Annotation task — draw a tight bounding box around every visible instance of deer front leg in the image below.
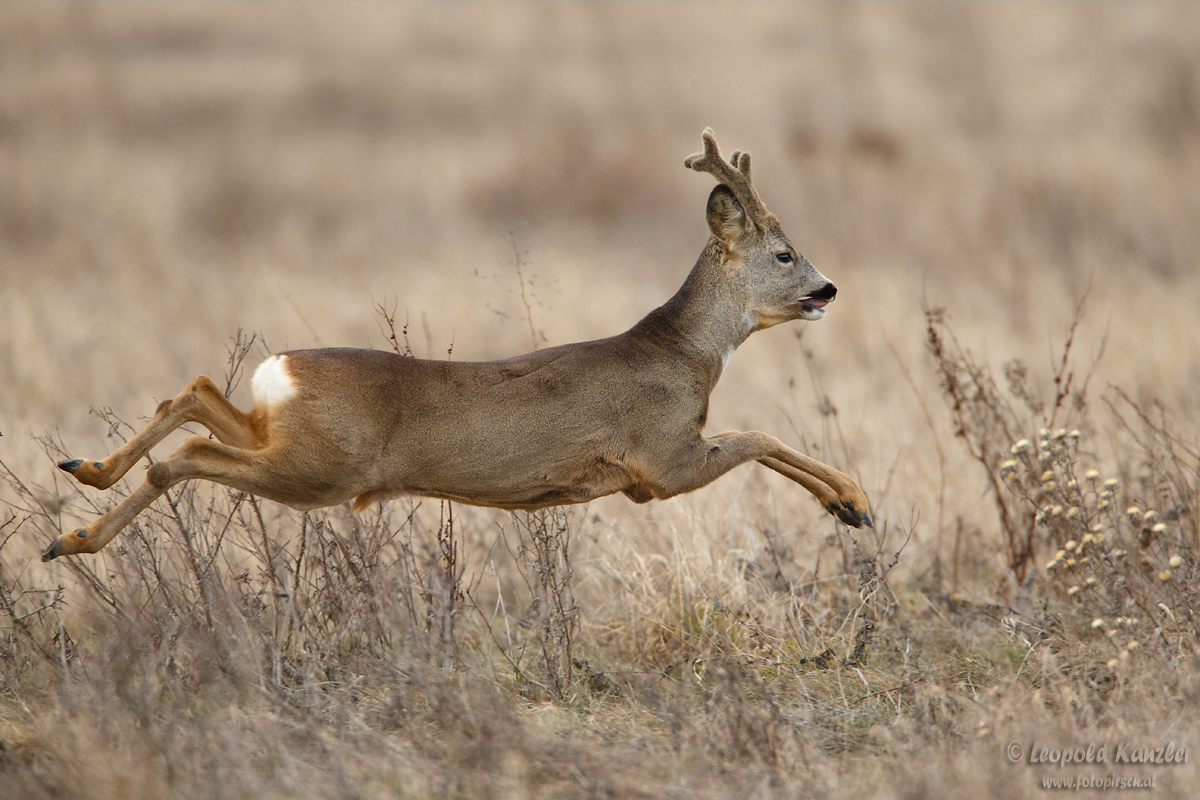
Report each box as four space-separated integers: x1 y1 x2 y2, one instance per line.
758 456 871 528
662 431 872 528
58 375 259 490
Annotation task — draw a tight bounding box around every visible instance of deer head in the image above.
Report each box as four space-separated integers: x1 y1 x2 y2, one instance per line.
685 128 836 330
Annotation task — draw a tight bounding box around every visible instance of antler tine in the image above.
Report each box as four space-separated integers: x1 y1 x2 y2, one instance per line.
683 128 734 181
684 128 768 223
731 150 752 181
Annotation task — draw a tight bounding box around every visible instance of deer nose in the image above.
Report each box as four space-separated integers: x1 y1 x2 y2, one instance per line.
810 282 837 302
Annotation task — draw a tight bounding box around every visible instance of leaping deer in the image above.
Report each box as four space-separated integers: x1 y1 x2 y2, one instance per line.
43 128 872 562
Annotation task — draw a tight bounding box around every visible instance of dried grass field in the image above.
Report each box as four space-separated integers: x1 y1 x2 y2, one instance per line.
2 1 1200 797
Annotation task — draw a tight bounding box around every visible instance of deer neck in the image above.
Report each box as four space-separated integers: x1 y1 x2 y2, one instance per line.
631 241 753 388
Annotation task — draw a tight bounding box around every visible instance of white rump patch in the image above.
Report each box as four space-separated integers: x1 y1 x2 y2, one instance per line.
252 355 296 408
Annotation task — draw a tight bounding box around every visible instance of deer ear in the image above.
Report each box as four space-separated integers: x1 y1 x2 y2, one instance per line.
706 184 750 242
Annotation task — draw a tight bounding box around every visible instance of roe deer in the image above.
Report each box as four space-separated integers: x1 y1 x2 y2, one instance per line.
43 128 872 562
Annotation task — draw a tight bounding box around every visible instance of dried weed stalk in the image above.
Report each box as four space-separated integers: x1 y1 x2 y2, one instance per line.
1000 400 1197 663
926 298 1099 581
507 508 577 699
930 301 1196 665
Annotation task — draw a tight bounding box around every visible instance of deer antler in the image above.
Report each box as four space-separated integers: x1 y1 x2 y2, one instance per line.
684 128 772 225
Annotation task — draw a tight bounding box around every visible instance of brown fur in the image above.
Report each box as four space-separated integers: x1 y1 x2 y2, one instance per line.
43 129 871 561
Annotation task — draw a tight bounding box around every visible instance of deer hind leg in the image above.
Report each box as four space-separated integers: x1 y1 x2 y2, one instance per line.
58 375 261 490
44 434 264 561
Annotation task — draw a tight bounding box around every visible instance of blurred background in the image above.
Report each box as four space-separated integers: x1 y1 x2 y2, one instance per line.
3 3 1200 796
2 0 1198 574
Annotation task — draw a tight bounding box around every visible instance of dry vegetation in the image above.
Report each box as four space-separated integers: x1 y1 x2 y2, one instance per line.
3 1 1200 797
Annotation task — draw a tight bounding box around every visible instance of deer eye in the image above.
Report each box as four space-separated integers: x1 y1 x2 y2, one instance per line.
775 252 794 264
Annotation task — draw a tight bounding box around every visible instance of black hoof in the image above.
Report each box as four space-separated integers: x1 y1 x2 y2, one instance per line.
58 458 84 474
835 508 862 528
832 502 873 529
41 540 62 562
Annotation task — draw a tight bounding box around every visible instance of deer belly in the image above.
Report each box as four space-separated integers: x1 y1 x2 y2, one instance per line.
389 448 640 510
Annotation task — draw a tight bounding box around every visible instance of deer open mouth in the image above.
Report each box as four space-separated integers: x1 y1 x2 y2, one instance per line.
798 297 830 321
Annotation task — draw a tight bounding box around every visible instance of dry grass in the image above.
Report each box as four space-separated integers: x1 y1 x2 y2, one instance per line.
3 0 1200 797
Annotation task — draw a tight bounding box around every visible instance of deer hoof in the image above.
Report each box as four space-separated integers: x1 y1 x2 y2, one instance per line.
58 458 111 489
830 501 872 529
42 529 91 561
42 539 63 561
